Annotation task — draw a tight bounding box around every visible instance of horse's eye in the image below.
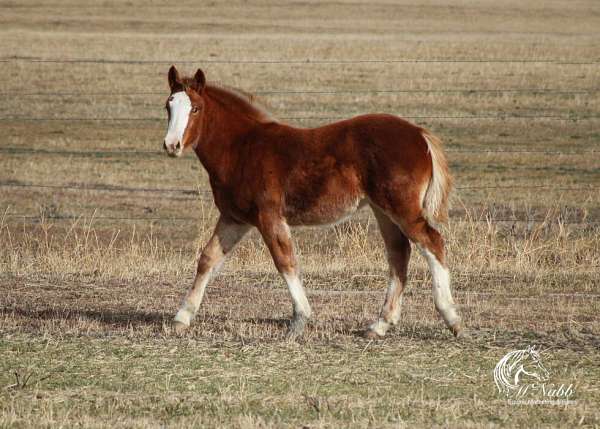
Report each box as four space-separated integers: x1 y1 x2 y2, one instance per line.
191 106 199 113
168 96 174 102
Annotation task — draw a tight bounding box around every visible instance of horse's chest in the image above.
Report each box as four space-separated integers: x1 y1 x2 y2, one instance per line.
210 185 257 223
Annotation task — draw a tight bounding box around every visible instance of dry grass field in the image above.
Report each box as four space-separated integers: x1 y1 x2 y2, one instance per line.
1 0 599 427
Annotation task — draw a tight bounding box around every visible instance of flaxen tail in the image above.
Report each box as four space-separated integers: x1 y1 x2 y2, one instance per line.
421 129 453 226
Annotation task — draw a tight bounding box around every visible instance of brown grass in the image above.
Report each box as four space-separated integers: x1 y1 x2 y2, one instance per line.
1 0 599 427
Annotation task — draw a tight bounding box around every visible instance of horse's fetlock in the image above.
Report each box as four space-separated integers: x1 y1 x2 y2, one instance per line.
286 314 308 340
368 319 389 337
174 306 195 326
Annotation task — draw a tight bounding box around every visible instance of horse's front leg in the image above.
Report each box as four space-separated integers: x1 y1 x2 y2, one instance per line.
257 211 312 339
173 215 250 333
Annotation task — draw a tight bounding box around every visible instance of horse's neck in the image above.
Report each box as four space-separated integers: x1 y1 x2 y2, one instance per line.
505 352 524 387
195 102 258 181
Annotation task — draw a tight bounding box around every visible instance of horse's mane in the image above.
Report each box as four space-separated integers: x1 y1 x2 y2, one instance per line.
182 78 276 124
494 349 525 393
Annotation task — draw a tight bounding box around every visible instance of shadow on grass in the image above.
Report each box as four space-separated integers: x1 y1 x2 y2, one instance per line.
2 306 292 330
2 306 167 327
3 306 597 351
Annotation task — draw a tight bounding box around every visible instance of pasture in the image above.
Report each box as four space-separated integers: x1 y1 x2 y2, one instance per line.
1 0 599 427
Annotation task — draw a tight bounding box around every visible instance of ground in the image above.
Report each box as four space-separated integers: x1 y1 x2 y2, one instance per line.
0 0 599 427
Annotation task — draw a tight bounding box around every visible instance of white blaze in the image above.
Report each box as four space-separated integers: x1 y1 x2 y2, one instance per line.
164 91 191 148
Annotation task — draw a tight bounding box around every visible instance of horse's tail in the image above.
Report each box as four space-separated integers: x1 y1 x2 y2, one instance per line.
421 129 453 227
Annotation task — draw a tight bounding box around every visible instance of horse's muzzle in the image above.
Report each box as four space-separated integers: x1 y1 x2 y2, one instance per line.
163 140 182 157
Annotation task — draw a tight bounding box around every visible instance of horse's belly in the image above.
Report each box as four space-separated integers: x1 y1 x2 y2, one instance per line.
285 192 366 226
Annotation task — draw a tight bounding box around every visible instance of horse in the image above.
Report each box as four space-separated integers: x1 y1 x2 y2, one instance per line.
162 65 466 340
494 346 550 396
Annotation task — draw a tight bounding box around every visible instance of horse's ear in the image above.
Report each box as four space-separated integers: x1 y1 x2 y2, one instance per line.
168 65 180 91
191 68 206 93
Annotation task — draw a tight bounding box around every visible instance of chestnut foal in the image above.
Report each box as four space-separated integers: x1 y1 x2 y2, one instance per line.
163 66 465 339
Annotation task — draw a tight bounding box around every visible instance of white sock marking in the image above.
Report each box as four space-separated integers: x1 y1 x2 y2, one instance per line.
174 265 215 326
419 247 460 327
173 307 193 326
282 272 312 318
369 319 390 336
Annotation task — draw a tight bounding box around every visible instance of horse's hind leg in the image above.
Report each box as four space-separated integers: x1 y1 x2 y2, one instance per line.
403 217 464 338
369 202 465 338
366 207 411 338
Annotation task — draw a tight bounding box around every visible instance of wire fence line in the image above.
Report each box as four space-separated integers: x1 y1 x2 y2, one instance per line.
1 114 598 122
1 59 598 227
217 286 600 301
3 213 599 226
1 147 598 157
2 57 599 65
0 182 208 196
1 181 597 195
3 88 599 97
6 275 599 299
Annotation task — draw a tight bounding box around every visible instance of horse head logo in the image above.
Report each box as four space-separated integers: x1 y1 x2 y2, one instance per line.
493 346 550 396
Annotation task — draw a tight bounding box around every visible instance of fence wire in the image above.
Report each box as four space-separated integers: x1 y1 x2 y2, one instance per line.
1 181 597 196
2 88 599 97
1 182 598 226
1 114 598 122
3 213 599 227
1 57 598 229
2 57 599 65
0 147 597 157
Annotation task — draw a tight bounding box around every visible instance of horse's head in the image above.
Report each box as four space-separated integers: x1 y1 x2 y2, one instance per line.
520 346 550 383
163 65 206 157
494 346 551 395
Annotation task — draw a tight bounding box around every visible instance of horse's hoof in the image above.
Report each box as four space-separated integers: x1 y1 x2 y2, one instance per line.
173 321 189 335
286 315 308 340
451 323 471 341
363 328 385 340
456 329 472 341
363 319 388 339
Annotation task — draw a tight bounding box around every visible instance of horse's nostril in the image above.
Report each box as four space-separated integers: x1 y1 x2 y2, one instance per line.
175 141 181 150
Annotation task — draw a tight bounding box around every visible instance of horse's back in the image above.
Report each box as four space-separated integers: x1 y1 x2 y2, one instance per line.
305 113 432 194
280 114 432 225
